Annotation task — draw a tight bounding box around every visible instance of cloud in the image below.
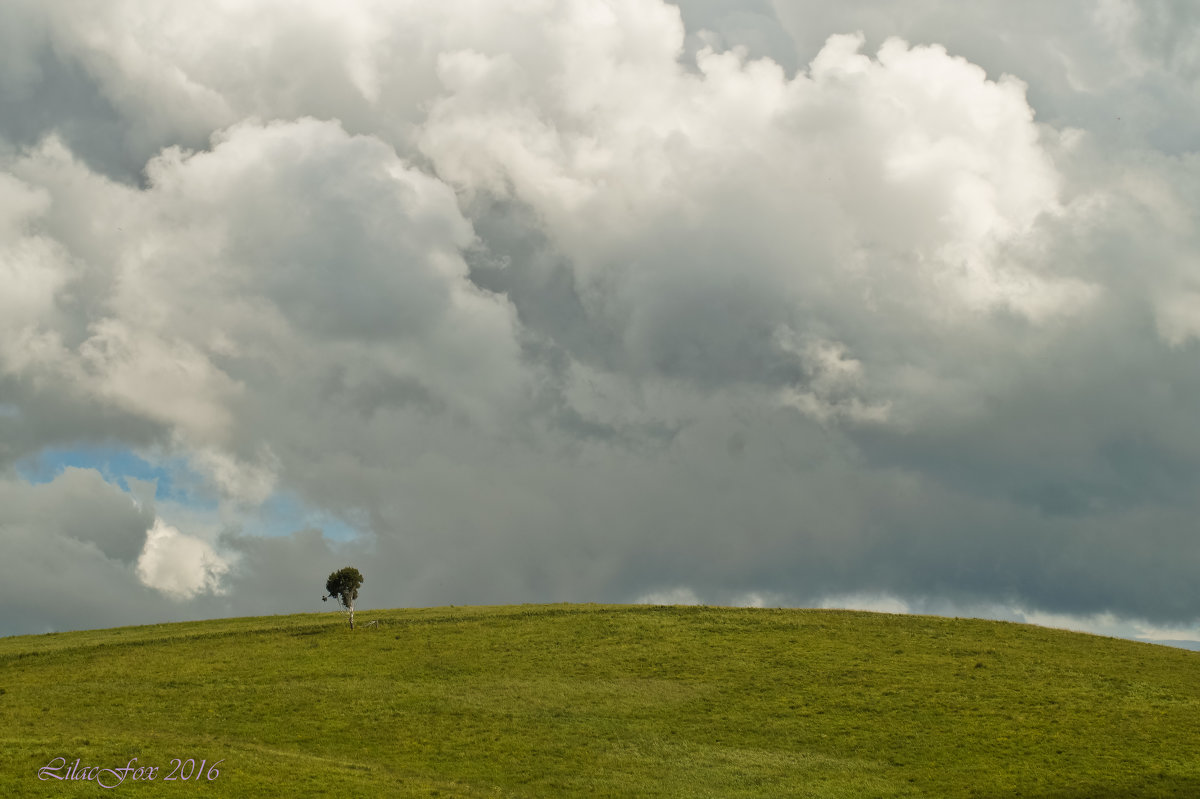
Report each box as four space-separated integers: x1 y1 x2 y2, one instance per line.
0 0 1198 638
0 468 170 633
136 518 231 599
3 115 527 497
0 466 151 563
637 587 704 606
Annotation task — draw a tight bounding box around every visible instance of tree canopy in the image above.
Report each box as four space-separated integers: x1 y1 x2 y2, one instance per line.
323 567 364 629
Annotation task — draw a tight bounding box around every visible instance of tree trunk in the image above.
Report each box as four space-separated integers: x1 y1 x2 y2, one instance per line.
349 601 354 630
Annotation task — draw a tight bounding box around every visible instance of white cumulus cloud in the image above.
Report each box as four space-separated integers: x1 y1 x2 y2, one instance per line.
136 518 231 600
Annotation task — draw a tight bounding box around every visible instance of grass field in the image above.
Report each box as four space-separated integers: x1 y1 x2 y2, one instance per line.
1 604 1198 797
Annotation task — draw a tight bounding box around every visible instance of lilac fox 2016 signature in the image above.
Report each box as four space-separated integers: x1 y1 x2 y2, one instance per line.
38 757 223 788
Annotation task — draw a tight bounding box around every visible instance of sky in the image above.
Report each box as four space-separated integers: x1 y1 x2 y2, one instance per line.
1 0 1199 647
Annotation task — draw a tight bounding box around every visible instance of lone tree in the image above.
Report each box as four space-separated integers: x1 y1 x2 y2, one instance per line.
323 567 364 629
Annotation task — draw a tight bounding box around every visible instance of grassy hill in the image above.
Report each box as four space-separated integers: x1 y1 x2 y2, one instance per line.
1 604 1198 797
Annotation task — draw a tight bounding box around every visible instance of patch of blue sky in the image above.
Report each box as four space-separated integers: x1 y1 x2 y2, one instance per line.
253 491 365 542
15 444 216 510
16 444 363 541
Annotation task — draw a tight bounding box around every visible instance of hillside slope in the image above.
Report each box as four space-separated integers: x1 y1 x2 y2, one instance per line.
1 604 1198 797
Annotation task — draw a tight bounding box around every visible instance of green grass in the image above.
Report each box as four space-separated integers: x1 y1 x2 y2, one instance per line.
1 604 1198 797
